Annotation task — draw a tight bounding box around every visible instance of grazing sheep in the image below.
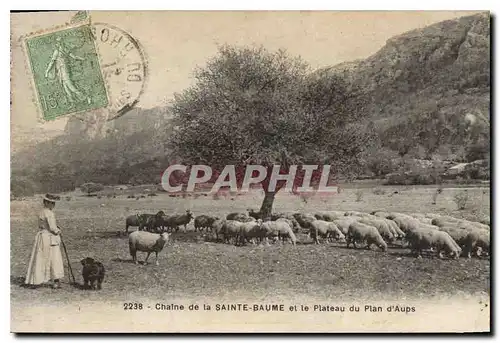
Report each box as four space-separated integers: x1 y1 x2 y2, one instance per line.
274 219 297 245
276 217 293 228
226 212 250 222
432 217 489 232
379 218 405 239
128 231 171 265
271 213 301 232
125 213 155 233
438 226 471 251
212 219 227 241
194 215 220 232
313 211 344 222
333 216 363 235
463 229 490 258
125 214 141 233
276 217 298 245
310 220 345 244
238 219 264 245
163 210 194 232
359 218 395 243
261 221 296 245
145 211 166 233
247 209 261 220
391 216 421 234
221 220 244 245
448 220 489 232
293 213 316 230
405 228 461 259
285 217 301 232
346 222 387 251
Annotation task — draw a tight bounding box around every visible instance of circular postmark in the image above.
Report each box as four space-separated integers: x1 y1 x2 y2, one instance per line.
91 22 148 121
19 13 148 131
68 22 148 123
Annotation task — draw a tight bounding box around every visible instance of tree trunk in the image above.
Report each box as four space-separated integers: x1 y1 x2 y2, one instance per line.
259 191 276 219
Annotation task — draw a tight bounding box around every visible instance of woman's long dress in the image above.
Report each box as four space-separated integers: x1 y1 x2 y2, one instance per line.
25 208 65 285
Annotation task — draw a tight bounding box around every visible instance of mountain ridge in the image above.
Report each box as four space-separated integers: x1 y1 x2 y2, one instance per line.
11 13 490 195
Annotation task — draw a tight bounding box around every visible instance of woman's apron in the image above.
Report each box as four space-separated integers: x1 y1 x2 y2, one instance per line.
25 228 64 285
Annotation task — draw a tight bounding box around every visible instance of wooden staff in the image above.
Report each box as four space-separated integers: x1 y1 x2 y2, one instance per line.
60 235 76 284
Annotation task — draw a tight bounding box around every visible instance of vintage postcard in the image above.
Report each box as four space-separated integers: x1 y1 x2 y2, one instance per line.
10 10 490 333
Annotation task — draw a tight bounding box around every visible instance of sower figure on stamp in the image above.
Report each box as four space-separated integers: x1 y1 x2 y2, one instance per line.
24 194 65 289
44 37 91 107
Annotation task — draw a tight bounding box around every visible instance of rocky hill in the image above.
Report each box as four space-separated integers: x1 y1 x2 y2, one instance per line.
10 13 490 196
329 12 490 160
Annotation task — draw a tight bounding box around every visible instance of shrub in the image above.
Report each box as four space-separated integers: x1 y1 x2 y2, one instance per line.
384 172 439 186
453 191 469 210
80 182 104 195
372 187 386 195
415 174 436 185
366 149 402 177
431 187 442 205
355 190 364 202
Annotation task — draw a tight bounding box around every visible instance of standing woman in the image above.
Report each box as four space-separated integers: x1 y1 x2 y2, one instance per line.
25 194 65 289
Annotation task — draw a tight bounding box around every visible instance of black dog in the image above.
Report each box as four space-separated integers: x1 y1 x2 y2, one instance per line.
80 257 105 290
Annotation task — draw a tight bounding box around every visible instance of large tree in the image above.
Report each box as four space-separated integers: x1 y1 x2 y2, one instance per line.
169 45 370 217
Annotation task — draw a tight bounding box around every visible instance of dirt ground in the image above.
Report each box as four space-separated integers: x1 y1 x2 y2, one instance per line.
11 185 490 307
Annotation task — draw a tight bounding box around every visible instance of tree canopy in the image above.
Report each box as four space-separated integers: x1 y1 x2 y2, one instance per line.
168 45 371 216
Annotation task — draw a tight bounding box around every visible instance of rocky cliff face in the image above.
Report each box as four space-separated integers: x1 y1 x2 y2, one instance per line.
329 13 490 160
332 12 489 102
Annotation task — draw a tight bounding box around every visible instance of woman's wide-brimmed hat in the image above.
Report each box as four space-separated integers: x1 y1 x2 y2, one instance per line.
42 194 60 203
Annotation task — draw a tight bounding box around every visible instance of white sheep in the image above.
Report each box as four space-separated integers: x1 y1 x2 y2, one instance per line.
274 218 298 245
346 222 387 251
405 227 461 259
333 216 363 235
129 231 171 265
237 219 263 245
382 218 405 238
313 211 345 221
309 220 345 244
463 229 490 258
359 218 395 243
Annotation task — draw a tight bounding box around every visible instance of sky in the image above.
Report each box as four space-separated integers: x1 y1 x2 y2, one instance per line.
10 10 483 140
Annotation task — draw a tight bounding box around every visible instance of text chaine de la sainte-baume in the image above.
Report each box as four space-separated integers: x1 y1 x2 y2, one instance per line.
124 303 416 313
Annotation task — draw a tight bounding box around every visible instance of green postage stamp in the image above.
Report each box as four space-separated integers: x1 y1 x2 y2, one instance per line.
24 24 109 121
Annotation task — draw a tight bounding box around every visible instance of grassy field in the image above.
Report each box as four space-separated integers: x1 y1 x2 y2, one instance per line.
11 184 490 307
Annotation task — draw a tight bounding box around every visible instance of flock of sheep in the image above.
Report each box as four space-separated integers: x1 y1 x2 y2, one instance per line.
124 207 490 264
